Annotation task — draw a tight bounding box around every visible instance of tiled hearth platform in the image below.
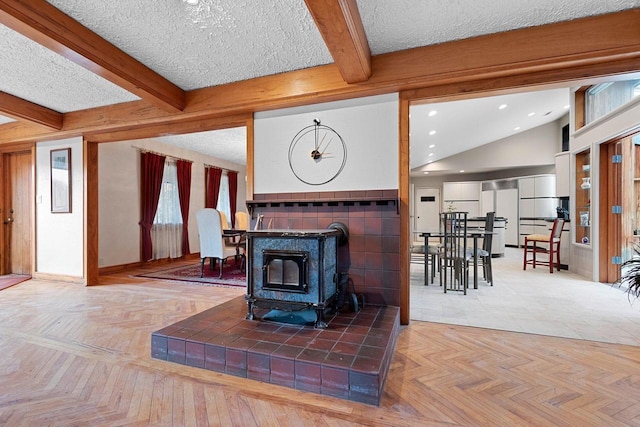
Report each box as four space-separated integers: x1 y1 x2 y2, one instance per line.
151 296 400 405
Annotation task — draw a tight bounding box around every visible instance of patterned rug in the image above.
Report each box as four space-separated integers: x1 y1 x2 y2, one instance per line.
137 259 246 288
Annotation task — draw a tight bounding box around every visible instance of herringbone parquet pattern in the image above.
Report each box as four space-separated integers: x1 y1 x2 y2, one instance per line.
1 268 639 426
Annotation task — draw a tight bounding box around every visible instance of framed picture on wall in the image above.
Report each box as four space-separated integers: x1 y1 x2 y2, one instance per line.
51 148 71 213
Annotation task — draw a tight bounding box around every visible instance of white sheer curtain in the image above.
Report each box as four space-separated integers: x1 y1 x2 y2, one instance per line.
151 159 183 259
217 172 231 223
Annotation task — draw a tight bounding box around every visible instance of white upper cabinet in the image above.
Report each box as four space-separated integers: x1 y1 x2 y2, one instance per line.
443 181 480 201
555 152 570 197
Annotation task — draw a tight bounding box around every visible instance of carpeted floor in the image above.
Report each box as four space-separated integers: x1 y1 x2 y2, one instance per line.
136 259 246 288
0 274 31 291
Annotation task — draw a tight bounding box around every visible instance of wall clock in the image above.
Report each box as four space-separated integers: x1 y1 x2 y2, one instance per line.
288 119 347 185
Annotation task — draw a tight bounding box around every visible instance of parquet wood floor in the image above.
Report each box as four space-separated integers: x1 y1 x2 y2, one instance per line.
0 268 639 426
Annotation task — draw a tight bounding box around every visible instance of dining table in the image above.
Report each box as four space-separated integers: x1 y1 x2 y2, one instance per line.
419 230 494 290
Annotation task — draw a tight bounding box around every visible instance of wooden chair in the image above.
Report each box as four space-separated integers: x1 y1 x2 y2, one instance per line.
523 218 565 273
439 211 470 294
196 209 243 278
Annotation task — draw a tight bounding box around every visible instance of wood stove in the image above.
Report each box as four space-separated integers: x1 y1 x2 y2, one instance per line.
246 225 347 328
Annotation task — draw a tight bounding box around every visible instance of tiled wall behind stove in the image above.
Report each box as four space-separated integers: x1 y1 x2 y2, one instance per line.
250 190 400 307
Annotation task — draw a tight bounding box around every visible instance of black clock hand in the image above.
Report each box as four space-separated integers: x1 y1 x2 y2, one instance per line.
319 135 334 155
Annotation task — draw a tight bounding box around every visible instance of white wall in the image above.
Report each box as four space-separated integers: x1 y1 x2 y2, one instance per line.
425 118 563 173
36 137 84 277
570 94 640 281
99 139 247 268
254 94 399 193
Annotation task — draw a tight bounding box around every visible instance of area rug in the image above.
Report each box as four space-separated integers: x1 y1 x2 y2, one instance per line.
137 260 246 288
0 274 30 291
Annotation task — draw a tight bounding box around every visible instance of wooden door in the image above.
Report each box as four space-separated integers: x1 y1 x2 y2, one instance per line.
2 150 32 275
599 140 623 283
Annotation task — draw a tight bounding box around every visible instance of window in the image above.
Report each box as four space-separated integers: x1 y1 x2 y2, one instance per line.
152 160 183 259
585 79 640 124
216 171 231 224
154 160 182 225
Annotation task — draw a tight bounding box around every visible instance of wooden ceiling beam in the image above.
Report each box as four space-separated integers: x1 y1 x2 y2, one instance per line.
304 0 371 83
0 90 62 129
1 10 639 144
0 0 185 112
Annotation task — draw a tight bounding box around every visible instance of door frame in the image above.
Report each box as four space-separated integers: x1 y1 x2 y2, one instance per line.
0 142 36 276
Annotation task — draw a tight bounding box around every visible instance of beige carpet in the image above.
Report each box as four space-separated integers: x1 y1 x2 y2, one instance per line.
410 247 640 346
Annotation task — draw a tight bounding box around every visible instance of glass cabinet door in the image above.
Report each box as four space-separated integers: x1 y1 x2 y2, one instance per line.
575 149 591 245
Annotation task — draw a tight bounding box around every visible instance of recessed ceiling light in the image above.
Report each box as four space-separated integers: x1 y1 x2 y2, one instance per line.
499 104 507 110
428 153 434 157
564 104 570 109
514 126 521 131
428 144 435 149
429 130 436 136
428 110 438 117
185 0 199 4
459 170 465 173
528 112 535 117
423 171 429 175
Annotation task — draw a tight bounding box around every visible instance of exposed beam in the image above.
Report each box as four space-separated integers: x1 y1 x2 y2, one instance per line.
304 0 371 83
0 91 62 129
0 0 185 112
85 113 252 143
1 10 640 144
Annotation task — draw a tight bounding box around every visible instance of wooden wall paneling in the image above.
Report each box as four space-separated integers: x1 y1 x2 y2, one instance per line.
246 116 254 202
84 139 99 285
399 93 410 325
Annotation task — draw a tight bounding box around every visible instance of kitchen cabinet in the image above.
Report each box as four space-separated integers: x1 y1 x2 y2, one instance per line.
555 152 570 197
443 181 481 216
518 175 559 246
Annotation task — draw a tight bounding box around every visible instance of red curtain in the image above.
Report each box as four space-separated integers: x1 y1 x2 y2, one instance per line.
139 152 166 261
176 160 192 256
228 170 238 228
205 167 222 208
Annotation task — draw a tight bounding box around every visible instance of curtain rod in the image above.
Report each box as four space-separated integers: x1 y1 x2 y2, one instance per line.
204 164 238 174
132 146 193 164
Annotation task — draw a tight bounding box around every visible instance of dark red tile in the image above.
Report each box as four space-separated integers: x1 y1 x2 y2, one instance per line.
364 269 383 286
295 361 321 393
364 235 383 253
272 344 303 360
151 334 167 360
249 341 280 355
316 330 343 342
358 345 386 360
247 352 270 382
186 341 205 368
351 356 380 374
225 348 247 378
324 351 355 369
167 338 185 364
270 357 295 388
204 344 226 372
306 338 335 352
297 348 328 363
349 370 380 403
348 218 365 235
381 217 400 236
332 341 361 356
364 218 382 235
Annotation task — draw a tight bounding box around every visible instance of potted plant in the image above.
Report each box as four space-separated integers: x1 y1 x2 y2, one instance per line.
617 246 640 299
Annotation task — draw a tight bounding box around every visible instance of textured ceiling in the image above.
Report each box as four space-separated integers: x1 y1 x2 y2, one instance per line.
1 0 639 167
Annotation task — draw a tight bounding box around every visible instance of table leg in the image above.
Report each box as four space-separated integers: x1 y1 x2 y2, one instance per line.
423 234 429 286
473 235 478 289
